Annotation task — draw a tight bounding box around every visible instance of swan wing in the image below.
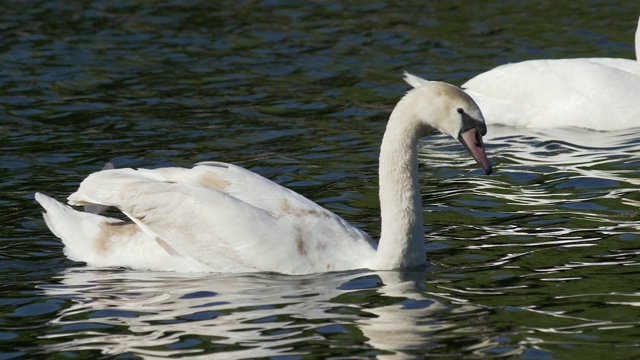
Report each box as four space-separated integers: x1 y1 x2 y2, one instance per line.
67 163 375 274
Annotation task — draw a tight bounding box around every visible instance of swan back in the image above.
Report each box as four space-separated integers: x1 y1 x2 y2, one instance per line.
61 162 378 274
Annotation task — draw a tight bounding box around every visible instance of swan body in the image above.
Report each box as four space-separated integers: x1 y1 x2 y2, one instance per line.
36 74 491 275
461 16 640 131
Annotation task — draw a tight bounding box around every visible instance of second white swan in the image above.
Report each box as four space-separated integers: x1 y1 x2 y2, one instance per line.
460 16 640 131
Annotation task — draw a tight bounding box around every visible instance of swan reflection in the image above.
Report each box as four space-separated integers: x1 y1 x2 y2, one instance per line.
39 269 479 358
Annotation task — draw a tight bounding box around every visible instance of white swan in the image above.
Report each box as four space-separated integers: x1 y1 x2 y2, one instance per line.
35 74 492 275
458 16 640 131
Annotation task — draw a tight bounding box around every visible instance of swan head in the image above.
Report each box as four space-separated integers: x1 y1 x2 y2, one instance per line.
402 72 492 175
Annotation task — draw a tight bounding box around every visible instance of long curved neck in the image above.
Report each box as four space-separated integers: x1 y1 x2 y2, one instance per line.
636 16 640 61
374 99 427 270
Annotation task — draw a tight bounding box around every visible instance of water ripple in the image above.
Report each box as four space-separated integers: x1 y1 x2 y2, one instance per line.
3 0 640 358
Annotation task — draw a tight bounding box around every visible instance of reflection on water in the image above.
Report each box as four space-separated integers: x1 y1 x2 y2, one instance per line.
37 269 475 359
418 125 640 359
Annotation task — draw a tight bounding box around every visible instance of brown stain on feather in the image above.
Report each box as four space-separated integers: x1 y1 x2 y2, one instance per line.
197 172 230 192
95 221 139 254
280 198 331 219
155 237 180 256
295 228 307 256
281 199 335 261
95 221 179 257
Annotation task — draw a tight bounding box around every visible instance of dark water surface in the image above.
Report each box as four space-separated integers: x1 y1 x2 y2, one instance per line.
2 1 640 358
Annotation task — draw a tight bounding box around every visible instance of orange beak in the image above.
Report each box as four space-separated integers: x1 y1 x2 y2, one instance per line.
458 127 492 175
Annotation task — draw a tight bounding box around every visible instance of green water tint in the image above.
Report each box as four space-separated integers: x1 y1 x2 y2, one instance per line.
1 0 639 358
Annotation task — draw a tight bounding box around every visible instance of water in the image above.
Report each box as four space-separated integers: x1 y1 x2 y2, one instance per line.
2 0 639 358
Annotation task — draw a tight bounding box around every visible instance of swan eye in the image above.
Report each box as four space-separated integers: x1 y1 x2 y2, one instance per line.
456 108 465 114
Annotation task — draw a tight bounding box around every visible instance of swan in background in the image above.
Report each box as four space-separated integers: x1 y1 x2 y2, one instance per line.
35 74 492 275
458 16 640 131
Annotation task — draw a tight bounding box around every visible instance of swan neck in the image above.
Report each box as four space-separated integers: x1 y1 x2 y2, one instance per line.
375 102 426 270
636 15 640 61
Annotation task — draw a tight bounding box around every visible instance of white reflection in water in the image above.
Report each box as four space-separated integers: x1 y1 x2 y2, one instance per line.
486 125 640 185
358 271 479 359
38 269 476 359
420 125 640 217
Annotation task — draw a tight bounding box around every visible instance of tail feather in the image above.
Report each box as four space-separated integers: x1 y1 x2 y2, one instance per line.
35 192 210 271
403 71 430 89
35 192 122 263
